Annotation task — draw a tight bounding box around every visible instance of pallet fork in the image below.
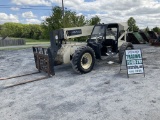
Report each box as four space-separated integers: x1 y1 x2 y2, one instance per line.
0 30 62 88
0 47 54 88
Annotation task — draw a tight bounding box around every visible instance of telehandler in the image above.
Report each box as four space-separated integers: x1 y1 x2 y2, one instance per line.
33 22 134 76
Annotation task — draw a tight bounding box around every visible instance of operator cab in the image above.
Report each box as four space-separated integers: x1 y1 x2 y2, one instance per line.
87 23 119 59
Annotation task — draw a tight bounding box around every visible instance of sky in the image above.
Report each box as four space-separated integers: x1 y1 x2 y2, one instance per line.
0 0 160 29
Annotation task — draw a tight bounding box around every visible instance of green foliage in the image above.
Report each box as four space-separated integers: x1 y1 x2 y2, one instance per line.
0 6 101 41
145 26 150 32
88 15 101 25
41 6 63 39
42 6 101 40
0 23 43 40
0 25 3 31
0 23 14 37
127 17 139 31
42 6 87 30
152 27 160 33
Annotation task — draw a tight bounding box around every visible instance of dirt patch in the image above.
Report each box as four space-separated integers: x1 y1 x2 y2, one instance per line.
1 45 160 120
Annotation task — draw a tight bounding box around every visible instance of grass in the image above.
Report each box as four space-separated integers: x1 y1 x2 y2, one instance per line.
0 47 31 51
9 37 50 45
25 38 50 45
25 38 49 42
0 38 50 50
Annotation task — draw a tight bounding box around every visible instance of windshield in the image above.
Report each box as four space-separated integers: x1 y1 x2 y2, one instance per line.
90 25 105 39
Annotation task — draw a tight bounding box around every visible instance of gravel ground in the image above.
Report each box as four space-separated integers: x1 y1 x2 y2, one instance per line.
0 44 160 120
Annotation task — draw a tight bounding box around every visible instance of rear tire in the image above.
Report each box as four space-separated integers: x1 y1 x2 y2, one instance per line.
119 42 134 63
71 46 95 74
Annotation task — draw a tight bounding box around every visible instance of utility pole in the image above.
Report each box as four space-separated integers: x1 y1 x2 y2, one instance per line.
62 0 64 18
62 0 65 27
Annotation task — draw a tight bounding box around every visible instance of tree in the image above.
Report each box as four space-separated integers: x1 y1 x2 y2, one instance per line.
42 6 88 29
42 6 96 39
0 23 14 38
0 22 43 40
127 17 139 31
152 27 160 33
145 26 150 32
144 26 150 32
89 15 101 25
0 24 2 30
42 6 63 30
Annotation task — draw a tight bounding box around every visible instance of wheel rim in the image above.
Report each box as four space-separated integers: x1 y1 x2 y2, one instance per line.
81 53 92 70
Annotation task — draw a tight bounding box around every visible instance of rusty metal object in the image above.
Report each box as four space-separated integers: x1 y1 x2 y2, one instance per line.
149 39 160 46
0 71 49 88
33 47 55 76
1 47 56 88
0 72 39 80
148 31 158 39
4 76 49 88
147 31 160 46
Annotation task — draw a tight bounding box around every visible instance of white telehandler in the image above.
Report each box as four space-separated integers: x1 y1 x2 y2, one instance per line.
33 22 134 76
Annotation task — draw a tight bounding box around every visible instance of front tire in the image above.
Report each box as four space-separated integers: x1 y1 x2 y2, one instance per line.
71 46 95 74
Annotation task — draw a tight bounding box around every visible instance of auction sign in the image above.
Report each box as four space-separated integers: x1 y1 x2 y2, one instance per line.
125 49 145 76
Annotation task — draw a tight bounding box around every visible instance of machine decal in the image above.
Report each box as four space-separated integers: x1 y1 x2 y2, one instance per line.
66 29 82 36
